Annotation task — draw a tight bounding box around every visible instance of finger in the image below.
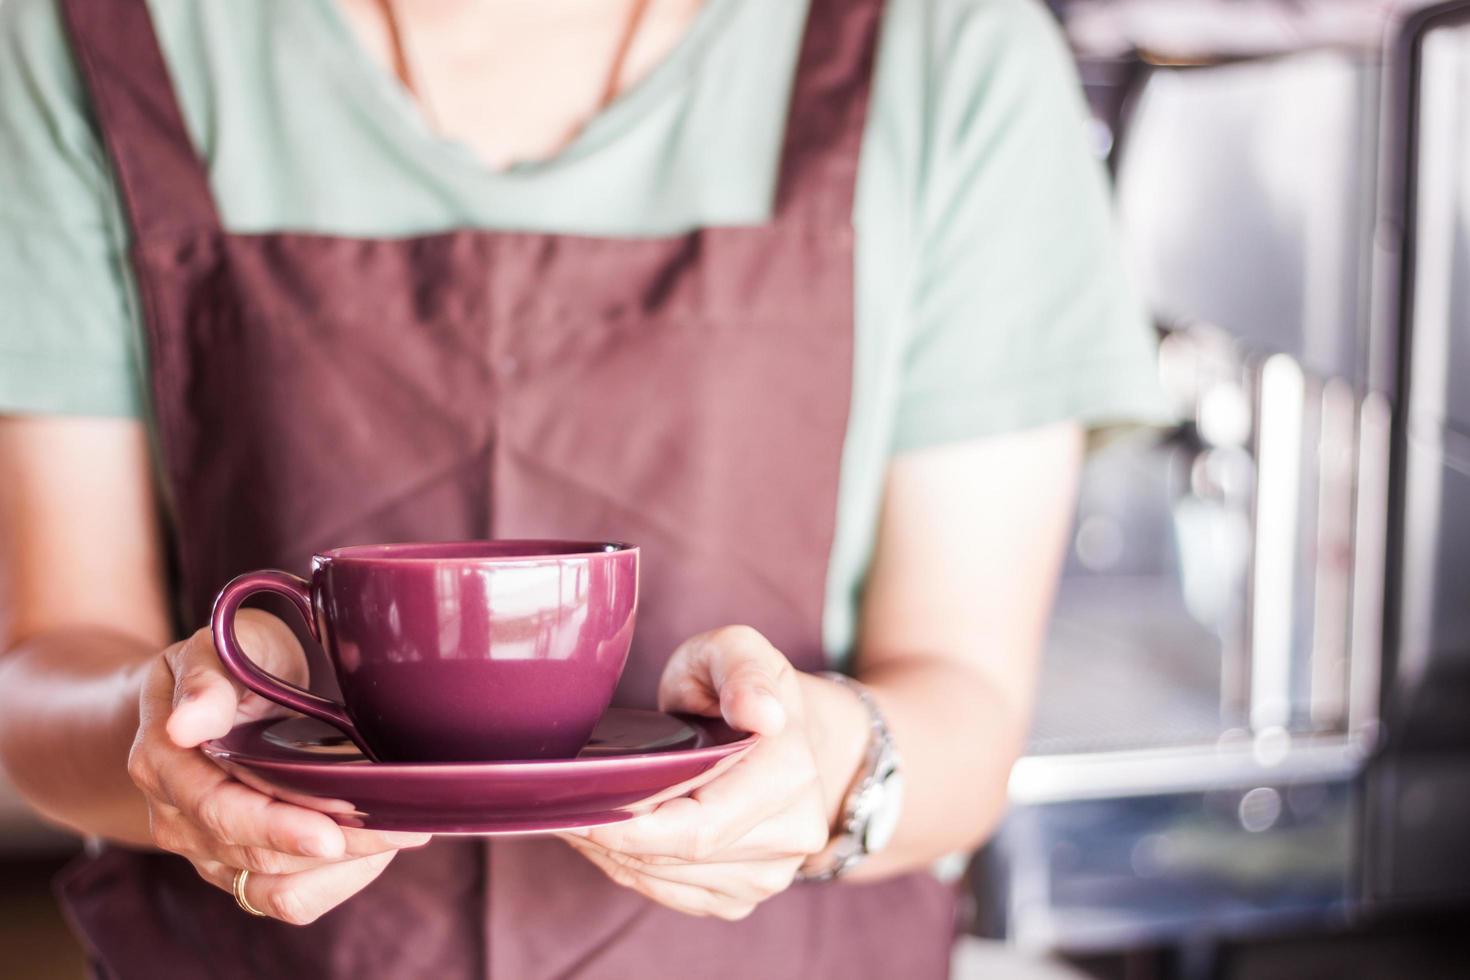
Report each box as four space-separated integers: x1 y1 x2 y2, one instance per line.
579 790 827 864
181 771 350 859
137 697 430 864
188 784 429 858
158 802 428 872
562 837 757 921
562 834 801 903
246 850 397 926
163 632 241 748
201 825 429 862
337 827 433 856
141 735 348 858
166 613 307 747
658 626 794 737
163 818 351 876
196 850 397 926
580 739 823 860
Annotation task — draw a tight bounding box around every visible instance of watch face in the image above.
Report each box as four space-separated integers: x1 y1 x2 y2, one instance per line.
861 769 905 854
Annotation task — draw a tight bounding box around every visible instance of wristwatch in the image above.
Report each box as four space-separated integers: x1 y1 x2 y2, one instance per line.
799 672 904 881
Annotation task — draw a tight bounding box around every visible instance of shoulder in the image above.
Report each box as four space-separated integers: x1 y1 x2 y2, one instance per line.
0 0 98 179
869 0 1087 181
0 0 71 72
876 0 1073 78
865 0 1092 222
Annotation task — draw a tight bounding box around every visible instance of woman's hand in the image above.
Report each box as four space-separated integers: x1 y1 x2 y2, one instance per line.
559 625 869 920
126 610 429 925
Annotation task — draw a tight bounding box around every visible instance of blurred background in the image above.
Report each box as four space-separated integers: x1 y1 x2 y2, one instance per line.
5 0 1470 977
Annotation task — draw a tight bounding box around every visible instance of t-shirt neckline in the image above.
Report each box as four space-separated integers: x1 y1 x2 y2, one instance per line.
305 0 738 181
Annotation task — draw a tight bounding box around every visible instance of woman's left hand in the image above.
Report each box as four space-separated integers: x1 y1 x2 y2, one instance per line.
559 625 866 920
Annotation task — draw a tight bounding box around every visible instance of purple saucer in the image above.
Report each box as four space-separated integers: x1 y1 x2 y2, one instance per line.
202 710 757 835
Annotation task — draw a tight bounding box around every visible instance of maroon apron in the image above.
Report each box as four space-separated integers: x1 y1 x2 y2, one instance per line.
54 0 957 976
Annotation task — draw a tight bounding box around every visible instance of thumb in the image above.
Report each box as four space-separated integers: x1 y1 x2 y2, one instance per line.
165 612 306 747
659 626 791 737
164 630 245 748
718 660 788 737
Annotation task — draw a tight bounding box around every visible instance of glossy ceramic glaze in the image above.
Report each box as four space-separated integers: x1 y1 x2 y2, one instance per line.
201 710 756 834
211 541 638 762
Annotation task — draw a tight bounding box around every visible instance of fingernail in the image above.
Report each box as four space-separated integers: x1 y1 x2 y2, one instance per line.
383 832 431 848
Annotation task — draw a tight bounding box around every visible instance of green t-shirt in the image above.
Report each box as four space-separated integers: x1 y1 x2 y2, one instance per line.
0 0 1166 658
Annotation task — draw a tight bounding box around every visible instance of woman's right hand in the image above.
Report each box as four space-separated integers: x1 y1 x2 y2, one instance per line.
126 609 430 925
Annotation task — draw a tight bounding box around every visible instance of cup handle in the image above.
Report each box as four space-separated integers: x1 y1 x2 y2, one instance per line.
210 570 379 761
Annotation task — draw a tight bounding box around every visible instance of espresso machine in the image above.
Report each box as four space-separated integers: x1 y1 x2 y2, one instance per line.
980 0 1470 964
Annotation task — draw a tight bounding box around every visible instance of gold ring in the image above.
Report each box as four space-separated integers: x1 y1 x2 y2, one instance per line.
232 867 267 917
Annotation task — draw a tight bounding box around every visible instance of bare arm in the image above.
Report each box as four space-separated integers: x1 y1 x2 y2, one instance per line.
842 419 1082 874
0 415 169 844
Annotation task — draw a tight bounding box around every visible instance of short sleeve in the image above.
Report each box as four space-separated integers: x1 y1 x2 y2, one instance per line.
892 0 1167 452
0 0 143 418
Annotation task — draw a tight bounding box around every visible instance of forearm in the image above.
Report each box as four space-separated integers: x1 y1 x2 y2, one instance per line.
803 653 1026 880
0 627 157 846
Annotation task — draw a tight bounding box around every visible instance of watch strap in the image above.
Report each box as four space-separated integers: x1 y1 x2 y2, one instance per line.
798 672 898 881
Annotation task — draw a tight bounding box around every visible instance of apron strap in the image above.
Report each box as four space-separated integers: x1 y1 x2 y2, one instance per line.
59 0 222 242
773 0 885 220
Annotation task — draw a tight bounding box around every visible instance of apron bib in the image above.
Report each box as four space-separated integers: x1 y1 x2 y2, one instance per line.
55 0 956 976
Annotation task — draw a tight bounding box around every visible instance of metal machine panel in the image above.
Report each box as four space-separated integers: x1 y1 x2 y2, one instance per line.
1382 9 1470 755
995 781 1356 954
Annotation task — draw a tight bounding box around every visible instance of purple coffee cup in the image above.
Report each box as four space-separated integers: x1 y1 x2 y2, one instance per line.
210 541 638 763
